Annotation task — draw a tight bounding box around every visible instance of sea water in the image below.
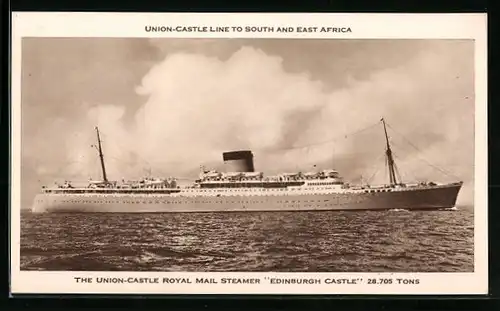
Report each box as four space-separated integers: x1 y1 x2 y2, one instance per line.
20 207 474 272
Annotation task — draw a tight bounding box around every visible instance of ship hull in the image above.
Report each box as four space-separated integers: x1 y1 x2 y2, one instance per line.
31 183 462 213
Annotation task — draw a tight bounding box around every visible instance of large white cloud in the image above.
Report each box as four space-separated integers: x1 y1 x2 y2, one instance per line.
22 42 475 206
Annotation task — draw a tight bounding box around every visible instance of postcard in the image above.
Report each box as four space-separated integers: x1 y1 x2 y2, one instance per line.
10 12 488 295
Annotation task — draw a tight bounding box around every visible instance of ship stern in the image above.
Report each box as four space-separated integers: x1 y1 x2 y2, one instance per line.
31 193 48 213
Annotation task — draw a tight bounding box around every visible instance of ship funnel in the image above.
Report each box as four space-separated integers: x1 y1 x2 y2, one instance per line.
222 150 255 172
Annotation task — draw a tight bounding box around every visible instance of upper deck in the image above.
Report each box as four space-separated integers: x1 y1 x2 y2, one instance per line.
41 169 347 194
197 169 344 187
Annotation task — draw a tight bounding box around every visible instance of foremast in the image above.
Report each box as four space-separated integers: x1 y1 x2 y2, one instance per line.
94 127 108 183
381 118 398 186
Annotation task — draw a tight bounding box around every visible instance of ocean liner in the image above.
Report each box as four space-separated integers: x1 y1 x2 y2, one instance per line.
31 119 463 213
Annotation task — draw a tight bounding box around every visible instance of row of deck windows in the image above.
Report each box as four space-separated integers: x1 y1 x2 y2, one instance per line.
47 186 348 195
364 189 392 193
54 201 364 208
49 188 345 196
59 200 275 204
55 197 365 205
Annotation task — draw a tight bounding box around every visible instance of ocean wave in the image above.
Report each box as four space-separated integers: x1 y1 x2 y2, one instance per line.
20 208 474 272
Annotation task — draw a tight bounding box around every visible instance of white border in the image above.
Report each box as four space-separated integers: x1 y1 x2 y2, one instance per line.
10 12 488 295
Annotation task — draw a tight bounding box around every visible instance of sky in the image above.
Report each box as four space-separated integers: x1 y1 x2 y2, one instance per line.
20 38 475 208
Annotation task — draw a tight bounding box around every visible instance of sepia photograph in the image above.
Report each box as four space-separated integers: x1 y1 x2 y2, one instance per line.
20 37 475 273
10 12 488 295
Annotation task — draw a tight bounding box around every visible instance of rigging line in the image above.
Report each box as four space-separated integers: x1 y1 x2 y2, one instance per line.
418 157 460 180
368 166 381 184
362 152 387 175
384 123 430 155
393 162 402 184
95 135 220 170
367 157 384 184
369 151 389 183
106 156 147 166
386 139 444 177
384 122 460 178
385 139 414 155
357 152 386 184
258 121 381 152
98 132 155 170
392 154 420 182
391 153 403 176
99 132 132 154
391 152 459 181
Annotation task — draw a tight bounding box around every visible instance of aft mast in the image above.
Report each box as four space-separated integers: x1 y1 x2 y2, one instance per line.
381 118 398 186
94 126 108 183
